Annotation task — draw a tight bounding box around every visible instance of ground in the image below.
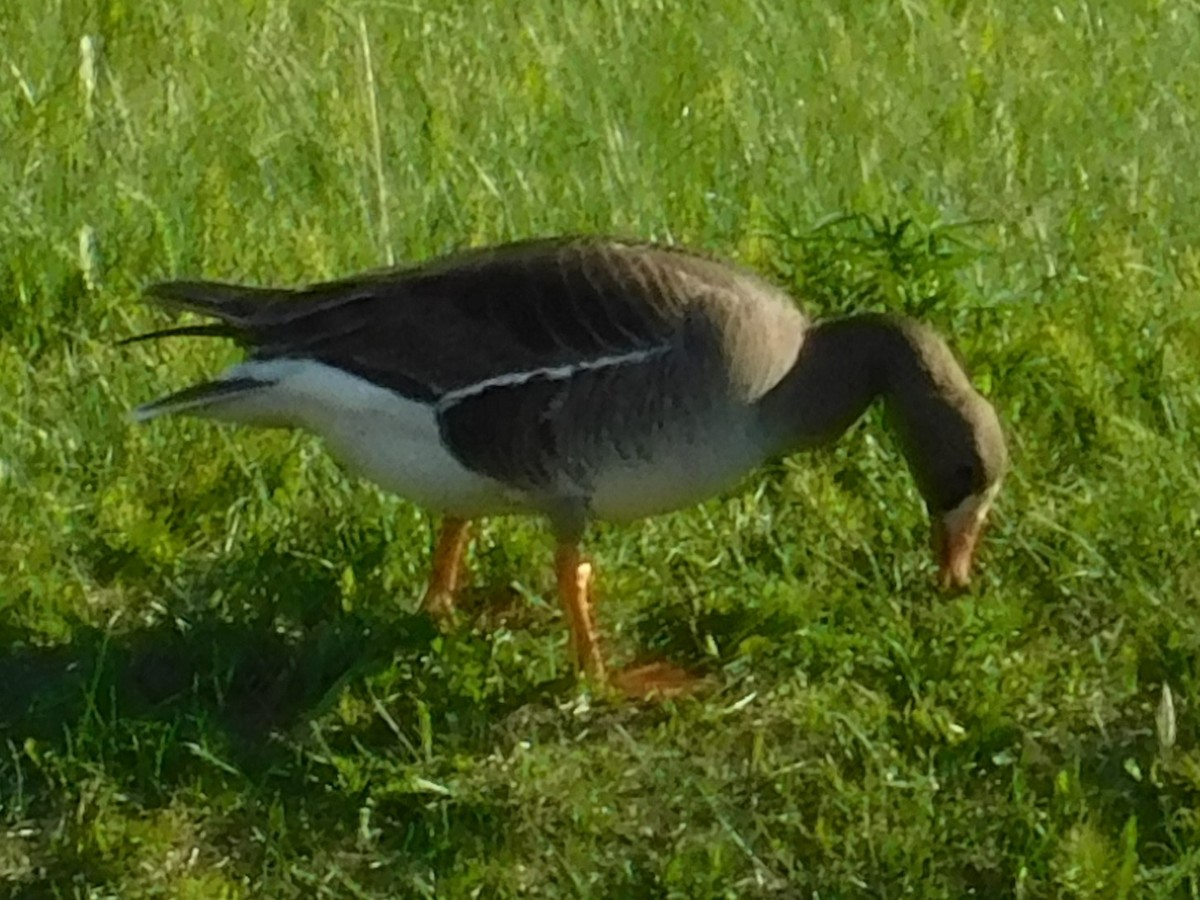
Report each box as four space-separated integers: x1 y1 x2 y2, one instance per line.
2 1 1199 896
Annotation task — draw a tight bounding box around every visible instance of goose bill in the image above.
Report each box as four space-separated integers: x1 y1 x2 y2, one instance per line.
933 487 998 590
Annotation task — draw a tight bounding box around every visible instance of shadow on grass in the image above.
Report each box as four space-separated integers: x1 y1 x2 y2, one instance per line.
0 607 431 746
0 536 581 809
0 571 568 891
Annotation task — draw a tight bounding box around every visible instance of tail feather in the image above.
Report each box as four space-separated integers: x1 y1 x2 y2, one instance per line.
143 280 285 324
125 280 288 347
118 322 239 346
130 377 269 423
134 276 384 352
129 282 293 424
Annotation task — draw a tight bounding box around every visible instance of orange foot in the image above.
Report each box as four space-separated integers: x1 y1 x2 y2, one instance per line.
609 660 715 701
552 540 716 702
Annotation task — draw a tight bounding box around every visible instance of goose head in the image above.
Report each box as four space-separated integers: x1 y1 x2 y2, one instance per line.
885 334 1008 590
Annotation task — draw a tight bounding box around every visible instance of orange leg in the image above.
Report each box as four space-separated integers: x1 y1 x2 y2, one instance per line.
421 517 472 623
553 542 709 699
554 542 607 682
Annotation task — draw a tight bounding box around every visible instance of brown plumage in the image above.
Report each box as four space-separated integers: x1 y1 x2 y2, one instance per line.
129 237 1007 697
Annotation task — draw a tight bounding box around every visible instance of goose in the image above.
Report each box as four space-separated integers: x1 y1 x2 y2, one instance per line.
127 237 1007 697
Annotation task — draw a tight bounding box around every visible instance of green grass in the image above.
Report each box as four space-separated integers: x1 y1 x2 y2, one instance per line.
3 0 1200 896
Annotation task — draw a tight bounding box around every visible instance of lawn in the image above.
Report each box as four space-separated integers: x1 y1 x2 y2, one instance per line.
2 0 1199 896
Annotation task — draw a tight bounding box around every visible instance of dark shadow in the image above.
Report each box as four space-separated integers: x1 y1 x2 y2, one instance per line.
0 525 581 817
0 593 579 760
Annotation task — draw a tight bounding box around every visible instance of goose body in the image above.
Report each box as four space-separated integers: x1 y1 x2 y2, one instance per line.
130 237 1007 696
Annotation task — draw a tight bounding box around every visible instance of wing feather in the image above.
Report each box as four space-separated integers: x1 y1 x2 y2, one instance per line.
141 239 698 402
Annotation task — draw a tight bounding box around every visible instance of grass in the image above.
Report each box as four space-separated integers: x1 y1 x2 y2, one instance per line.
2 0 1200 895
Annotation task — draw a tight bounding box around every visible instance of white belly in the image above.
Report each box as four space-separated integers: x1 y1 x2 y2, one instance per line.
211 360 523 517
187 359 766 524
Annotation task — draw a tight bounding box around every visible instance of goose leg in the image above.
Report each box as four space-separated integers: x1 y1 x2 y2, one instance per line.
552 542 709 699
421 517 472 623
554 542 607 681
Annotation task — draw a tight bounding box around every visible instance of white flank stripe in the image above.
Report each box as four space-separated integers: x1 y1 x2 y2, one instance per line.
151 358 520 515
436 344 671 410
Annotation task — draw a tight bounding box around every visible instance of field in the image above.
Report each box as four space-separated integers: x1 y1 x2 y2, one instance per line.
3 1 1200 896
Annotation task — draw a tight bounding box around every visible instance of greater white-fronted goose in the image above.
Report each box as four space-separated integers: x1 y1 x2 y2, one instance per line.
127 237 1007 696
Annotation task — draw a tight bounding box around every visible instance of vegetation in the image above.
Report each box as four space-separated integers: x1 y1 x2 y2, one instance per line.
3 1 1198 896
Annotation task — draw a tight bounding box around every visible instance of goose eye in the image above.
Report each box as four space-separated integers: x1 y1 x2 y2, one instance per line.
954 463 977 496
